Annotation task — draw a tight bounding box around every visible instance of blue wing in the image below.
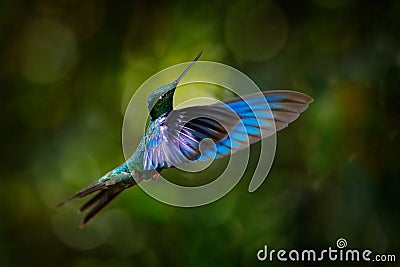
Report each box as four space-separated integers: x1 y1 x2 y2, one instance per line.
143 90 313 170
199 90 313 160
143 106 240 170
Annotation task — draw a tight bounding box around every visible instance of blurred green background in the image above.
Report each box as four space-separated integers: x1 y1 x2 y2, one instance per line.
1 0 399 266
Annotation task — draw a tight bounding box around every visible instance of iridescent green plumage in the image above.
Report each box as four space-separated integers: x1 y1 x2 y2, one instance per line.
148 52 202 120
149 89 174 119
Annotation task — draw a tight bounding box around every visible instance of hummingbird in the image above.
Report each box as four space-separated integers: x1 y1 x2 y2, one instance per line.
58 52 313 228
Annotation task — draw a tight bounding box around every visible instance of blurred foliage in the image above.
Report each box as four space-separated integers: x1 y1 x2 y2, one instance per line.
1 0 399 266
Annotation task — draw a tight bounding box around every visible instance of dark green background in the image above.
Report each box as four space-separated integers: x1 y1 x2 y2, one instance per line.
1 0 399 266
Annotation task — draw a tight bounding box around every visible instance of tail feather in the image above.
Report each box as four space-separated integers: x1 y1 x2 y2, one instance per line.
79 190 108 212
57 181 108 208
57 178 137 228
79 187 125 229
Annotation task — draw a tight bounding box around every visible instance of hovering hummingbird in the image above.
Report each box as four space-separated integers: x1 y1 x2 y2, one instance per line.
58 52 313 228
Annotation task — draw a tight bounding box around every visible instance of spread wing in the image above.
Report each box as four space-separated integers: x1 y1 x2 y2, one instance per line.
143 106 240 170
143 90 313 170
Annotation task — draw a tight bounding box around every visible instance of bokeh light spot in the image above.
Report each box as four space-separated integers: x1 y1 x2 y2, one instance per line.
19 18 78 84
306 14 355 53
225 0 288 61
52 207 112 250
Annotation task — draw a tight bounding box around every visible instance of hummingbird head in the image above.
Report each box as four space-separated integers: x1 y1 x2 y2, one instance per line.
147 52 202 120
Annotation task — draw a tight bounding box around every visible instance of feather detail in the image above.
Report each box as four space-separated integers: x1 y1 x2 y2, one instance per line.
143 90 313 167
57 173 137 228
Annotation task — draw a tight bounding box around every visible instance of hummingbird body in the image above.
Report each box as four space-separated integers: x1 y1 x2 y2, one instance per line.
59 52 313 228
